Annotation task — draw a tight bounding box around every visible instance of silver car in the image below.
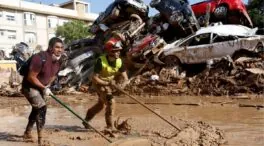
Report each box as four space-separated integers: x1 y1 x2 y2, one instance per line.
154 23 264 67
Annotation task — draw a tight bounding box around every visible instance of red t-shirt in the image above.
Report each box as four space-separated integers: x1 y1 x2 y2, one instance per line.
22 51 60 89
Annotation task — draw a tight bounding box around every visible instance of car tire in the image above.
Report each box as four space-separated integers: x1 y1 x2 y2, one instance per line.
214 5 228 19
232 49 258 61
256 43 264 52
159 55 182 81
110 7 120 20
130 14 143 24
255 43 264 59
150 0 161 8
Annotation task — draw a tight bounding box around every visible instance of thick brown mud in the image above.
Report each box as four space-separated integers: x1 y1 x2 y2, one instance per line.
0 94 263 146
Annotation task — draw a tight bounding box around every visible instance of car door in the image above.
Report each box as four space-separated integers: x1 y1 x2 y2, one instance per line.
210 33 239 58
182 33 213 64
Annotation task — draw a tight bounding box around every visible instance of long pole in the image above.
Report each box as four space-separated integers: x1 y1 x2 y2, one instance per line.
50 94 112 143
113 85 181 131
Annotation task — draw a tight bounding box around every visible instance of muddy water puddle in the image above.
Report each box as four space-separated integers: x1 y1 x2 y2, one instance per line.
0 95 263 146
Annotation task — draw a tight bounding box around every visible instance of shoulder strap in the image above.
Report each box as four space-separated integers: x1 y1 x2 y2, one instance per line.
37 52 47 68
39 52 46 63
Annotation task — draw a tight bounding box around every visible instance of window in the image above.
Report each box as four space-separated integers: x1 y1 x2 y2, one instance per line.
85 4 89 13
212 33 237 43
0 29 4 36
24 12 36 25
4 12 15 21
180 33 211 47
6 15 15 21
48 16 58 28
25 32 36 44
7 30 16 40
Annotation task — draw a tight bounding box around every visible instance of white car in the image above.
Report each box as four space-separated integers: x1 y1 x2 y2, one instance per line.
154 24 264 66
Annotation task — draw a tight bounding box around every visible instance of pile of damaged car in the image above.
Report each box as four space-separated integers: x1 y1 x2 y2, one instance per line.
57 0 263 95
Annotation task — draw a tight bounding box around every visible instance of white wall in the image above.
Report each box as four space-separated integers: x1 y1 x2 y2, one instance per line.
0 0 98 57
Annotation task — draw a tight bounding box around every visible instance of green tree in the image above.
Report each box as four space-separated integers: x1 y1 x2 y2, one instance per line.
247 0 264 27
56 20 92 44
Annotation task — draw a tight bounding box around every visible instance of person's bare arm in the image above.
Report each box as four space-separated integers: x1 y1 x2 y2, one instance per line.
27 70 46 90
120 71 128 82
92 73 109 86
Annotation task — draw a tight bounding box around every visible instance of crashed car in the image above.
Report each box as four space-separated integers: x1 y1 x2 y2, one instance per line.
125 34 166 69
191 0 253 27
154 24 264 69
150 0 200 36
10 42 32 70
90 0 148 34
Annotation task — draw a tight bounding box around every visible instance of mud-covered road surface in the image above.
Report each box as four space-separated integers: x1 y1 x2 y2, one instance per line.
0 94 263 146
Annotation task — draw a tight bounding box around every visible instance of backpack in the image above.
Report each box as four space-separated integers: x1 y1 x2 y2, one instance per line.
18 52 46 76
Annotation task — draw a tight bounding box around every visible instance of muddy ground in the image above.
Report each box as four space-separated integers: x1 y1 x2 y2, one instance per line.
0 93 263 146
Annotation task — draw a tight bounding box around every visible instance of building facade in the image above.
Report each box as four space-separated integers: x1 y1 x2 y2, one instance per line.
0 0 98 57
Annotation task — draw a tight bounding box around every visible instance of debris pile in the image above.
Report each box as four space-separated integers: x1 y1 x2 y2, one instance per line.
189 57 264 96
125 56 264 96
125 70 187 96
0 69 23 97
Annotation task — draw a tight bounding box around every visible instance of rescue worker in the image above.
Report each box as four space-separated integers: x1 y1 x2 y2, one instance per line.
21 37 64 145
83 38 129 130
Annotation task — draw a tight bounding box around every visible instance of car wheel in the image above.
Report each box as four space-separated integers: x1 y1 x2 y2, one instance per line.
214 5 228 19
110 7 120 19
256 43 264 59
256 43 264 52
159 55 182 81
150 0 161 8
130 14 143 24
232 49 257 61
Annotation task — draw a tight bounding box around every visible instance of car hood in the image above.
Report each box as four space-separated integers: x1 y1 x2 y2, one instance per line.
162 39 183 55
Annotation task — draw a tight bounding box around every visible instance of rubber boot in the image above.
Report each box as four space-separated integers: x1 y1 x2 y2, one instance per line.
36 106 46 146
36 119 43 146
37 130 42 146
23 120 35 141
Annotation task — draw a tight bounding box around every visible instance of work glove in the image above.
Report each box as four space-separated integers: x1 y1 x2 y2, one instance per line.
109 80 117 87
118 80 130 90
43 87 53 97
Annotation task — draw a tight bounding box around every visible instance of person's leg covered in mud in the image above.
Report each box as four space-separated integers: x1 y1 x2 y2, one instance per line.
83 84 106 129
98 85 116 129
105 93 116 130
36 105 47 145
22 87 46 144
24 107 38 140
83 95 105 129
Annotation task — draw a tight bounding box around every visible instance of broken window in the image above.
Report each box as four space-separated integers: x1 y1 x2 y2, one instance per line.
179 33 211 47
190 33 211 46
212 33 237 43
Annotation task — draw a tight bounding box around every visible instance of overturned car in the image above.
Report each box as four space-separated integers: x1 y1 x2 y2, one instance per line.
191 0 253 27
154 24 264 71
90 0 148 34
150 0 200 41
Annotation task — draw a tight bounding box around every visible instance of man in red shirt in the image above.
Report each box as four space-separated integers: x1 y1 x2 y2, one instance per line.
21 37 64 145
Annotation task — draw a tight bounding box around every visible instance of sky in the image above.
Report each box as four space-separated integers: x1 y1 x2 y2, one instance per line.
26 0 249 15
